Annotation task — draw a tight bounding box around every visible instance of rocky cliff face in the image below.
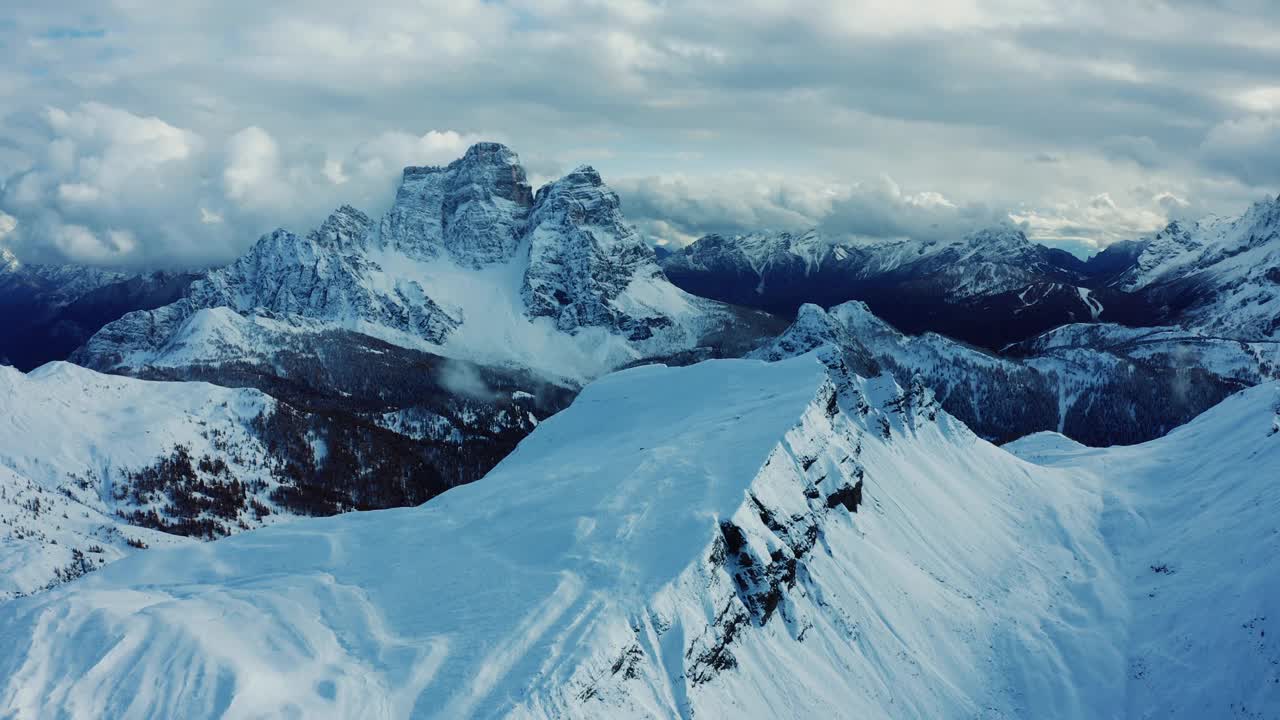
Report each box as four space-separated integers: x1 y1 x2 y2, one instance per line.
77 142 768 380
1123 195 1280 339
522 166 672 338
754 301 1272 445
376 143 534 266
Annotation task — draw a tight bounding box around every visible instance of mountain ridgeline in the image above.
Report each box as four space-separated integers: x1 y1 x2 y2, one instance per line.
50 142 780 535
0 248 197 371
753 302 1277 445
2 143 1278 594
3 143 1280 718
660 196 1280 350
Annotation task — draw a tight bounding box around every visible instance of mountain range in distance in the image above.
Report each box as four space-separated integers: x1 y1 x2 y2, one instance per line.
1 142 1279 718
661 195 1280 350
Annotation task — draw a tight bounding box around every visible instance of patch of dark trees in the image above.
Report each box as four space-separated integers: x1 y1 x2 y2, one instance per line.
118 331 577 526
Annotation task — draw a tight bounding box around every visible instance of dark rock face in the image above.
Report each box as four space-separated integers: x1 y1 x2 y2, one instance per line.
0 257 196 371
659 225 1139 350
379 143 534 265
754 302 1263 447
522 166 666 334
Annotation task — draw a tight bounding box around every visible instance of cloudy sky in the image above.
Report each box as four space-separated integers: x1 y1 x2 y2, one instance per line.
1 0 1278 268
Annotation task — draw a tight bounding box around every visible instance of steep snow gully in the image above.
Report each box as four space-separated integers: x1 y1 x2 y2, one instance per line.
1 352 1278 718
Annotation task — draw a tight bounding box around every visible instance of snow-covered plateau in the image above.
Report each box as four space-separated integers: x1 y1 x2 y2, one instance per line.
2 352 1276 718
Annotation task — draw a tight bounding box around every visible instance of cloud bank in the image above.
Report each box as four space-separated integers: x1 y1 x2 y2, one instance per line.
1 0 1277 266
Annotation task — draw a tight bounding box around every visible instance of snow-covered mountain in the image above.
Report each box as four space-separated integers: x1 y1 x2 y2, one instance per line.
3 352 1277 718
1100 194 1280 339
24 143 777 573
0 363 282 600
0 356 574 599
660 225 1145 349
77 143 775 384
0 250 195 371
1009 321 1280 381
662 195 1280 347
753 302 1278 444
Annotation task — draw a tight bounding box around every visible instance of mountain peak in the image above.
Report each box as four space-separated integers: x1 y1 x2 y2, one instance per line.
398 143 521 179
964 224 1031 249
0 247 19 274
459 141 519 163
383 142 533 266
532 164 624 223
561 165 604 187
309 205 372 251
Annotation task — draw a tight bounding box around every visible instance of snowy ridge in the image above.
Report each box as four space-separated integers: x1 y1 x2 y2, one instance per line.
1013 322 1280 384
1116 195 1280 339
753 302 1277 444
0 353 1128 718
660 223 1113 349
0 255 197 371
0 363 290 600
4 354 1279 717
664 223 1084 299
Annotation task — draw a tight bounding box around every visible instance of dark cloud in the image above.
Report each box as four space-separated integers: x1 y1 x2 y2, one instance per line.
1200 116 1280 186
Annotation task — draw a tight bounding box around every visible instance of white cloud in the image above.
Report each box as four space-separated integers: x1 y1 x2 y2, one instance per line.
2 0 1278 266
322 158 349 185
617 171 1009 247
43 102 200 193
224 126 286 208
57 182 100 204
0 101 489 267
341 130 486 177
51 224 136 262
1009 190 1181 253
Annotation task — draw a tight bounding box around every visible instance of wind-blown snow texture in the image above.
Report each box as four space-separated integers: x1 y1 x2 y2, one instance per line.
4 353 1275 718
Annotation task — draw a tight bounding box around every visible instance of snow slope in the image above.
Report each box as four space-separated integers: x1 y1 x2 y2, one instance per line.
0 352 1129 718
5 354 1276 718
1006 382 1280 718
0 363 291 600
